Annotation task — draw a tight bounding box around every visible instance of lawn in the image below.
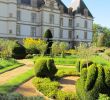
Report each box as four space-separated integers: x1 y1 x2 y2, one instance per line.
0 69 34 93
0 59 23 74
33 55 78 66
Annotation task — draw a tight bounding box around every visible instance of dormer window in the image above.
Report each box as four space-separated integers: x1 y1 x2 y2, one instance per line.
50 1 54 9
68 7 73 15
59 5 64 14
84 9 88 17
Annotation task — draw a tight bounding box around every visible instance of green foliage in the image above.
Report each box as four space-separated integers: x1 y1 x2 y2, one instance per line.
52 42 60 56
76 64 110 100
12 42 26 59
33 77 76 100
85 64 98 91
0 93 44 100
105 49 110 56
56 90 76 100
104 68 110 88
0 69 34 93
33 77 59 99
0 39 16 59
43 29 53 38
98 94 110 100
59 42 68 58
97 34 105 47
80 60 93 71
34 58 57 78
76 60 80 72
93 23 110 47
0 59 23 74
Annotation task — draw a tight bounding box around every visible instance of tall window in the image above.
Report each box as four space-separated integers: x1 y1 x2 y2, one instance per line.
76 23 79 27
17 11 21 21
60 18 63 26
69 19 73 27
31 13 36 23
31 26 36 37
68 30 72 39
50 14 54 24
16 24 20 36
60 29 63 38
84 32 87 39
84 20 88 28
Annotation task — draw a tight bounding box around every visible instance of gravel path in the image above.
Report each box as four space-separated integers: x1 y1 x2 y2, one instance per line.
0 59 33 85
59 76 79 92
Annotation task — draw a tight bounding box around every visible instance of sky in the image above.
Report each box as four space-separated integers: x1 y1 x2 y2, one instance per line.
62 0 110 28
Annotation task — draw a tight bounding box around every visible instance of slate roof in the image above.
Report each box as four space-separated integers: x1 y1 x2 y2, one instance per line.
19 0 93 17
69 0 93 18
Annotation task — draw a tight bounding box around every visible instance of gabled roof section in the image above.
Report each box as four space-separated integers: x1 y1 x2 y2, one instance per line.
55 0 68 14
69 0 93 18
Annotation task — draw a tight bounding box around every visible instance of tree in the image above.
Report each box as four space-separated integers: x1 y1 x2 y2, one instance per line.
97 33 105 47
43 29 53 54
77 43 94 67
52 42 60 57
0 39 16 59
36 39 47 56
59 42 68 57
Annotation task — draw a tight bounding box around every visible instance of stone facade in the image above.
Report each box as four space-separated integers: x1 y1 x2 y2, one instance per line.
0 0 93 47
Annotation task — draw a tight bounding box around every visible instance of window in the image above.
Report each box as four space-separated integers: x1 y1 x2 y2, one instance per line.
31 13 36 23
21 0 31 5
17 10 21 21
60 29 63 38
76 23 79 27
16 24 20 36
17 0 21 4
76 35 79 39
84 20 88 28
31 26 36 37
69 19 72 27
84 32 87 39
50 14 54 24
60 18 63 26
68 30 72 39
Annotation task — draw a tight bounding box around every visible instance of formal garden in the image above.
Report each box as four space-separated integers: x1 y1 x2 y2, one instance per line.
0 27 110 100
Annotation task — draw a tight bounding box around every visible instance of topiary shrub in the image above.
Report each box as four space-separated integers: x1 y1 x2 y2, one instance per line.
76 64 110 100
80 60 93 71
34 58 57 78
47 59 58 78
12 42 26 59
76 60 80 72
43 29 53 54
85 64 98 91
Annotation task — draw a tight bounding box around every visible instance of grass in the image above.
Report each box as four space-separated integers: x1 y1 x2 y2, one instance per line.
91 55 110 67
0 69 34 93
33 55 78 66
0 59 23 74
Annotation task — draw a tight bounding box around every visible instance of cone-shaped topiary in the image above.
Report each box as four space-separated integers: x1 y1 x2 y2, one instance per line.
43 29 53 39
12 41 26 59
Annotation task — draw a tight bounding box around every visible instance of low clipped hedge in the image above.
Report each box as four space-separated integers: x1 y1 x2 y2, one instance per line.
32 77 76 100
12 42 26 59
76 64 110 100
34 58 57 78
0 93 44 100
